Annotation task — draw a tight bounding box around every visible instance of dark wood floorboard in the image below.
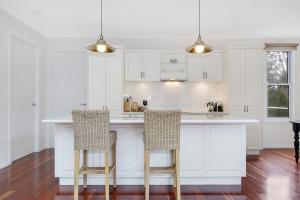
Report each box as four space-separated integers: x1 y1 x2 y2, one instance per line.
0 149 299 200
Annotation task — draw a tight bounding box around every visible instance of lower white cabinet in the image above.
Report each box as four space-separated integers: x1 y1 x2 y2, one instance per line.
87 48 123 114
54 123 246 185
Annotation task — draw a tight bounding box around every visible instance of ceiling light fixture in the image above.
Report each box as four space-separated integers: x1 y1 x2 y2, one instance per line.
87 0 115 53
186 0 213 54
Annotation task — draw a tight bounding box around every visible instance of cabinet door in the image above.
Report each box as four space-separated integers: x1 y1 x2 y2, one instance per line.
246 49 262 111
142 52 160 81
187 54 205 81
125 51 142 81
106 49 123 114
87 54 106 109
205 53 223 81
228 49 246 111
245 110 262 150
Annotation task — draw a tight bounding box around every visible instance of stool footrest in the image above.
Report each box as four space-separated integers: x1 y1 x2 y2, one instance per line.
80 164 116 175
150 166 175 174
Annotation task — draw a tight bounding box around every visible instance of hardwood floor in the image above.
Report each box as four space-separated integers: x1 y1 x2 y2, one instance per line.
0 149 299 200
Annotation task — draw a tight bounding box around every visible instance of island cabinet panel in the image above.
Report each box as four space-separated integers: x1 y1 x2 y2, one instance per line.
54 123 246 185
204 125 246 176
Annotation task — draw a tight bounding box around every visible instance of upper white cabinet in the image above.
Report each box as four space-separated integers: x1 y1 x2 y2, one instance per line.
88 48 124 114
160 53 188 81
142 52 161 81
227 48 263 152
188 52 223 81
125 50 160 81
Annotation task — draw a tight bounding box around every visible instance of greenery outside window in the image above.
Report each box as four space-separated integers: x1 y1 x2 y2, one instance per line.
266 51 291 118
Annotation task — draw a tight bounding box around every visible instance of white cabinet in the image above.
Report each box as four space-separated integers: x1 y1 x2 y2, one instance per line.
125 50 160 81
88 48 123 114
160 53 188 81
142 52 161 81
228 48 263 152
124 51 142 81
188 52 223 81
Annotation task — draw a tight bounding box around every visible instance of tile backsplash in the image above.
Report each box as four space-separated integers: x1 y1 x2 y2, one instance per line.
124 81 228 112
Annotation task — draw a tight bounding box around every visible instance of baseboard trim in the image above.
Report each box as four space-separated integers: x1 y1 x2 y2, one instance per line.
247 150 260 155
263 145 293 149
59 177 241 186
0 162 11 170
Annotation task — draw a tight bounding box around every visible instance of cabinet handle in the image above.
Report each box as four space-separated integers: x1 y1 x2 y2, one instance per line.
203 72 205 79
140 72 143 78
247 105 249 112
206 72 208 79
243 105 246 112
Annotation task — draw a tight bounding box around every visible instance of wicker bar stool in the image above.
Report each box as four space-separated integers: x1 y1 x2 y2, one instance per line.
144 109 181 200
72 110 117 200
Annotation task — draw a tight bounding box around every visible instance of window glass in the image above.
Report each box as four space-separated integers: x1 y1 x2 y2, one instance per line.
266 51 288 84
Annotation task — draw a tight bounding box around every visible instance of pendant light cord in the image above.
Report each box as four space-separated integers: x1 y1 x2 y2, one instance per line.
198 0 201 38
100 0 103 38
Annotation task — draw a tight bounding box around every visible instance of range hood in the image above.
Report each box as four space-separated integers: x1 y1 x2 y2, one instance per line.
160 53 188 82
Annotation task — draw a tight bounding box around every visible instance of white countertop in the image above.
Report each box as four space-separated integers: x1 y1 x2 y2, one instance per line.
42 114 258 124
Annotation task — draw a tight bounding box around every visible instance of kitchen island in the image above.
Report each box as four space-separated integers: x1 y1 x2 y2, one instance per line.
43 114 258 186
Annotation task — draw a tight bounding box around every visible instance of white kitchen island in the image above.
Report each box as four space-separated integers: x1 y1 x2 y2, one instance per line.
43 114 258 186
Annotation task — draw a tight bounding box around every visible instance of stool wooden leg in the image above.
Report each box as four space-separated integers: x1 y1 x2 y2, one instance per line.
144 150 150 200
172 150 176 188
112 144 117 188
175 150 181 200
83 150 88 189
104 151 110 200
74 150 80 200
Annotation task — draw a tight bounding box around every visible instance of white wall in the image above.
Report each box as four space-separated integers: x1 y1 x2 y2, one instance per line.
0 9 47 169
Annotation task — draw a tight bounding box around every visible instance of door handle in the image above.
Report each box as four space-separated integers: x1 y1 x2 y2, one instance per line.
32 103 36 106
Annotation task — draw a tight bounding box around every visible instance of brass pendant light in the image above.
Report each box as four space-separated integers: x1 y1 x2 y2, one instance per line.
186 0 213 53
87 0 115 53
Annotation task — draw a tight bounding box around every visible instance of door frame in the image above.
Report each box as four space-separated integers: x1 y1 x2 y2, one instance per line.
7 32 40 163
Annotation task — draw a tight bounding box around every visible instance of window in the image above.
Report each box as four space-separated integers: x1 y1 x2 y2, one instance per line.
266 51 291 118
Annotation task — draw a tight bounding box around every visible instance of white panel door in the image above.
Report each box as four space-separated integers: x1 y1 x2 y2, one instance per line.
246 49 262 111
142 52 160 81
228 49 246 111
205 125 244 176
10 36 36 161
125 51 142 81
205 53 223 81
106 49 123 114
49 51 87 117
87 54 106 109
246 110 262 149
187 54 205 81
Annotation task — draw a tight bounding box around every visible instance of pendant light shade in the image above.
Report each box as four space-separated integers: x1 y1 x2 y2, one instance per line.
186 36 213 53
186 0 213 54
87 35 116 53
87 0 115 53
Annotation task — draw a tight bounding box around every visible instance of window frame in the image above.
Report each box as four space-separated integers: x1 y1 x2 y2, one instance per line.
263 50 295 123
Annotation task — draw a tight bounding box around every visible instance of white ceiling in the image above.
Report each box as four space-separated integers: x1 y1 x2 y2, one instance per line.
0 0 300 38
